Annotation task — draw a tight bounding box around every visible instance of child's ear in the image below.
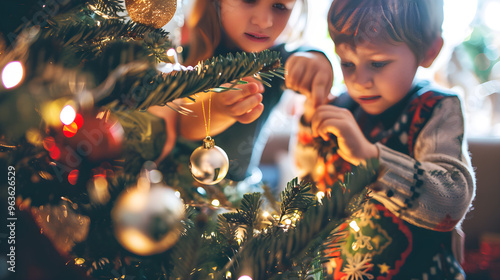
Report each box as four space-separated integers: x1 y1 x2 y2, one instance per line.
420 36 444 68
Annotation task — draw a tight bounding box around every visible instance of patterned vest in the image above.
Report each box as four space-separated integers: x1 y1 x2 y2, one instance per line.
319 82 465 280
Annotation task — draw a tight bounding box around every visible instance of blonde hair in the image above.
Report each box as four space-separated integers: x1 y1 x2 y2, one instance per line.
328 0 443 62
185 0 308 66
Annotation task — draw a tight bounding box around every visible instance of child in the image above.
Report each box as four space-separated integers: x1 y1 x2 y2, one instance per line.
295 0 476 278
177 0 334 182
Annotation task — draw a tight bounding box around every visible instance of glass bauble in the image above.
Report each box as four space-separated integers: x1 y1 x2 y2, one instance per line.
189 137 229 185
111 185 184 256
125 0 176 29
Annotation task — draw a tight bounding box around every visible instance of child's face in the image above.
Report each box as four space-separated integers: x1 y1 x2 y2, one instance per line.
219 0 297 52
336 40 420 115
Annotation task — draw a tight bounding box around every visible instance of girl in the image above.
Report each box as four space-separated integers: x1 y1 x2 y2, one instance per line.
178 0 334 182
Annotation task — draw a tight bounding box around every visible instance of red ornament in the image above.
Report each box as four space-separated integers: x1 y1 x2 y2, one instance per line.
48 110 124 168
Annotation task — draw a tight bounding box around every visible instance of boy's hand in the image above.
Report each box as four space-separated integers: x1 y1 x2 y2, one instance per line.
285 52 333 112
213 76 265 124
311 105 378 165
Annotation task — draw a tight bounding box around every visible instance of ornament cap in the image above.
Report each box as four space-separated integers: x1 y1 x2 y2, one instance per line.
203 136 215 149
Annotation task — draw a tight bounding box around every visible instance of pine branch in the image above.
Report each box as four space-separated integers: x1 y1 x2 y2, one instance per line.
226 159 380 279
222 192 263 231
279 177 315 223
43 16 170 64
88 0 127 18
97 50 282 111
217 215 239 246
170 225 202 280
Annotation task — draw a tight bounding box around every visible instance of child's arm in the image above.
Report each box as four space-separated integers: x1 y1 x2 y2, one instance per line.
371 97 475 232
178 76 265 140
285 51 334 121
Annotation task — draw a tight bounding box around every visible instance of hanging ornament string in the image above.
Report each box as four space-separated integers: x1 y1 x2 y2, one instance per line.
189 91 229 185
200 91 212 139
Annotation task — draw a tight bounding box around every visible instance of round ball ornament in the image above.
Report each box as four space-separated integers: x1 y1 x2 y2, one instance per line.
65 111 123 162
125 0 177 29
111 185 185 256
190 136 229 185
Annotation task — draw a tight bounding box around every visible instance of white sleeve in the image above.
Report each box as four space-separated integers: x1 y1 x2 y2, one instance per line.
371 96 476 231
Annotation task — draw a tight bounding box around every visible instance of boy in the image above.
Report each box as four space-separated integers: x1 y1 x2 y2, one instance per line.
295 0 476 278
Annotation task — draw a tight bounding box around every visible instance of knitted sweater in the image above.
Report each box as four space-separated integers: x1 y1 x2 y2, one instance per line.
295 80 476 279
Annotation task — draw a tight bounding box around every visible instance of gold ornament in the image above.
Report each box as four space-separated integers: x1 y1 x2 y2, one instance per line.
190 136 229 185
125 0 177 29
112 184 184 256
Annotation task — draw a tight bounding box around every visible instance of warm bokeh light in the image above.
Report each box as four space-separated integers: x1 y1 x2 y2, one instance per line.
60 105 76 125
167 48 176 57
43 136 55 151
41 99 68 127
26 128 43 146
2 61 24 89
68 169 79 185
49 145 61 160
63 122 78 138
74 113 84 129
211 199 220 207
349 220 360 232
238 276 253 280
149 169 163 183
316 191 325 203
91 176 110 204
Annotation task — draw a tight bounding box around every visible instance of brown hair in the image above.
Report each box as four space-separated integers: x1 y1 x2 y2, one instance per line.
185 0 221 66
328 0 443 62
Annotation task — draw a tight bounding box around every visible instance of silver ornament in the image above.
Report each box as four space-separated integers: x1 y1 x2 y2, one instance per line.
190 136 229 185
112 185 184 256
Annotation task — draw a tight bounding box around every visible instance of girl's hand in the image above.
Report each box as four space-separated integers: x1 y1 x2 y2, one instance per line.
285 52 333 110
311 105 378 165
213 76 265 124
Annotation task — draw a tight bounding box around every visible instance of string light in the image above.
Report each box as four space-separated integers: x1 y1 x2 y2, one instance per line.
349 220 360 232
68 170 79 185
211 199 220 207
62 122 78 138
148 170 163 183
167 48 177 59
316 191 325 203
60 105 76 125
49 145 61 160
2 61 24 89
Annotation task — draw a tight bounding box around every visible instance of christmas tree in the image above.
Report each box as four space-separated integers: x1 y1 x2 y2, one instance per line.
0 1 379 279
